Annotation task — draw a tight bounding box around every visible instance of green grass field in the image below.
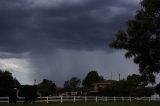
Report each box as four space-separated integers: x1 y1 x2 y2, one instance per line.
1 102 160 106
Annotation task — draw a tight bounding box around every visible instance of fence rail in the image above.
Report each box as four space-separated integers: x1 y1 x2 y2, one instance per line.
0 96 160 104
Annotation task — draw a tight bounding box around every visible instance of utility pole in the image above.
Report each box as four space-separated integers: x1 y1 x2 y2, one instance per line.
119 73 121 81
111 72 112 80
34 79 36 85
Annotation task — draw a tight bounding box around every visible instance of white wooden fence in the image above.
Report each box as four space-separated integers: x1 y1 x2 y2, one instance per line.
0 96 160 104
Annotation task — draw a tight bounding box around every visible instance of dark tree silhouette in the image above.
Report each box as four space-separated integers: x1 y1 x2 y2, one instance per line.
155 83 160 96
127 74 147 87
64 77 81 89
100 79 154 97
18 85 38 104
0 70 20 97
110 0 160 84
83 71 104 87
38 79 56 96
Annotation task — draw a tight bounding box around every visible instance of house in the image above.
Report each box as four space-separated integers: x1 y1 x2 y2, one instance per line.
90 80 116 92
57 80 116 96
57 87 86 96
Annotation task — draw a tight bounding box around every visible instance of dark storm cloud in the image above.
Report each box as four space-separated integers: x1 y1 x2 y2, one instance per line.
0 0 139 54
0 0 141 85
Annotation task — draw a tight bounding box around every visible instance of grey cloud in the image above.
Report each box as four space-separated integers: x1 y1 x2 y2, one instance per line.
0 0 141 85
0 0 139 54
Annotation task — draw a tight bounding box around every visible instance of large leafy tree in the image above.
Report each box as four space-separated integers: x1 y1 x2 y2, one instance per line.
127 74 147 87
155 83 160 96
38 79 56 96
110 0 160 84
100 80 136 97
82 71 104 87
64 77 81 89
0 70 20 96
100 79 154 97
134 87 154 97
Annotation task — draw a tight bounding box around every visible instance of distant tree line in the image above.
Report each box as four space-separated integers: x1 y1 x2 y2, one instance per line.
1 69 160 97
99 74 154 97
0 70 56 97
82 71 158 97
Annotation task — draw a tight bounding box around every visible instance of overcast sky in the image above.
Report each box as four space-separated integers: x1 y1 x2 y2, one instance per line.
0 0 145 86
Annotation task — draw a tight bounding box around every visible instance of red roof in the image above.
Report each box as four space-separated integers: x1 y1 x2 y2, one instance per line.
94 80 116 85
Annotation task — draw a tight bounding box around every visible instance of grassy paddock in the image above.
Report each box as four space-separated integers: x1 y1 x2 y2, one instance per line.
1 102 160 106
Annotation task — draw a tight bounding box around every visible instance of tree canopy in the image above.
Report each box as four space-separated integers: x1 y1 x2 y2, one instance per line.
100 78 154 97
155 83 160 96
127 74 147 87
64 77 81 89
82 71 104 87
110 0 160 84
37 79 56 96
0 70 20 96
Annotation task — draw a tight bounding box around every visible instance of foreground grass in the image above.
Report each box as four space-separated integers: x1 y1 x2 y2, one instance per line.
0 102 160 106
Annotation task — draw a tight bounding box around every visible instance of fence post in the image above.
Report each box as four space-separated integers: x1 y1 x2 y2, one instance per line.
129 97 131 102
114 97 116 102
85 96 87 102
105 97 107 102
47 96 48 104
74 96 76 103
61 96 63 103
122 97 124 102
8 97 9 104
96 96 98 103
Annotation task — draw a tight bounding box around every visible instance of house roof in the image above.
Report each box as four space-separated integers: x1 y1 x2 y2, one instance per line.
93 80 116 85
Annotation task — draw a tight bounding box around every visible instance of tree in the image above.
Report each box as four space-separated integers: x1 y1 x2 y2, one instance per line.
112 80 136 97
133 87 154 97
64 77 81 89
110 0 160 84
82 71 104 87
0 70 20 96
127 74 147 87
38 79 56 96
18 85 38 104
100 80 136 97
100 78 154 97
155 83 160 96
